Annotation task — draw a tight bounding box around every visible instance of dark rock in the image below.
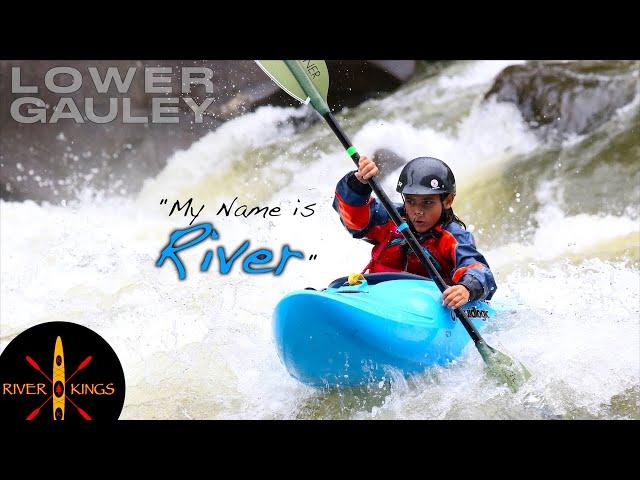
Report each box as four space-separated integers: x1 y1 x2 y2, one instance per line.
0 60 416 202
372 148 407 180
484 60 640 139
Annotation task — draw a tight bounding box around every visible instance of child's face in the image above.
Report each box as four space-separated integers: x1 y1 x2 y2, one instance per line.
404 194 454 233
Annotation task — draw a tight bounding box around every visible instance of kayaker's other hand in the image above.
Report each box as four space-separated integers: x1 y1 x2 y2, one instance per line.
442 285 470 309
355 155 379 184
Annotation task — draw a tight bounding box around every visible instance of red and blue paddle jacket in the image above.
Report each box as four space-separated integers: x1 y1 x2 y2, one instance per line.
333 171 497 302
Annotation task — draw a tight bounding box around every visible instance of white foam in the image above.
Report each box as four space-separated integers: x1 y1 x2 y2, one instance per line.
438 60 526 90
136 105 306 205
489 180 640 271
345 96 539 193
2 60 638 419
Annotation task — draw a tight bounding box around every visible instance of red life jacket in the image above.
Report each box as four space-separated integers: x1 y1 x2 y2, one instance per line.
361 223 459 284
333 171 497 300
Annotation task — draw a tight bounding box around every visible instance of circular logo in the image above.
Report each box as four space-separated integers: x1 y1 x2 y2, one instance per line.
430 179 439 188
0 321 125 426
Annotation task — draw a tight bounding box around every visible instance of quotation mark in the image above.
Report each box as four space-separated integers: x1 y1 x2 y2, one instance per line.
160 199 168 205
309 254 318 260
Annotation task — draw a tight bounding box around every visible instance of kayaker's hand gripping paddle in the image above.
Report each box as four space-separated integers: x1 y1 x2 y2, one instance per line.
256 60 531 392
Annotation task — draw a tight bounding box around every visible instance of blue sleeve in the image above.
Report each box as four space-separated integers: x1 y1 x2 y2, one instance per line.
449 226 497 301
332 171 396 241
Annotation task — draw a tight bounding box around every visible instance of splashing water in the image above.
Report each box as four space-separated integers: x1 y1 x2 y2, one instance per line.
1 61 638 419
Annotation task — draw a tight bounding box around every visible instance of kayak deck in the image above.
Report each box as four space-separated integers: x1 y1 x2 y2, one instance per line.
273 274 494 387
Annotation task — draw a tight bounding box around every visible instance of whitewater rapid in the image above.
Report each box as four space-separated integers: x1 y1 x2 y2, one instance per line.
1 60 638 419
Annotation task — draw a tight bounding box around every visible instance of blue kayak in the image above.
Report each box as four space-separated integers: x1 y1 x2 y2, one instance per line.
273 272 495 387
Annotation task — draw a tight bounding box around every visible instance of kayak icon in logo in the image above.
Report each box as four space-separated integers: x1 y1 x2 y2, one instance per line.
0 321 125 426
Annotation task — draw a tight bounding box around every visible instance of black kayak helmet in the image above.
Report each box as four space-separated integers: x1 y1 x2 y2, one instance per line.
396 157 456 196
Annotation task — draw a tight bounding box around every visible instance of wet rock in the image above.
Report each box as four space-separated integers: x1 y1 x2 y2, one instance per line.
372 148 407 179
484 60 640 139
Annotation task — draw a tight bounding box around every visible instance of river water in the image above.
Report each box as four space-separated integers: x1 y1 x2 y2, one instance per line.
1 60 638 419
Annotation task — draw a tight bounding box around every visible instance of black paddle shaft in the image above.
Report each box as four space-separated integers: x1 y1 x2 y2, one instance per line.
323 111 483 344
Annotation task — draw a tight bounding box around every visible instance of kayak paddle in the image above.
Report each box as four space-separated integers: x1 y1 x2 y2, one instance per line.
255 60 531 392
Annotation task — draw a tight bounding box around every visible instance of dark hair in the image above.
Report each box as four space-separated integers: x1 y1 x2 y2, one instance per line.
439 194 466 229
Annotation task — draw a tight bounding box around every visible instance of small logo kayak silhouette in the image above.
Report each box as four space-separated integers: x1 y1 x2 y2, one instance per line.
0 321 125 425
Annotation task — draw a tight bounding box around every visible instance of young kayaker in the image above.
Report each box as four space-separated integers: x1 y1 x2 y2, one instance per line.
333 155 497 309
